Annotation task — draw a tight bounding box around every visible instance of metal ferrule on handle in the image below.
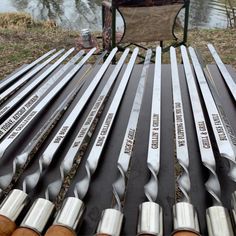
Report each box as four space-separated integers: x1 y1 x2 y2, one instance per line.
20 198 54 234
53 197 84 230
137 202 163 236
172 202 200 235
96 209 123 236
0 189 28 221
206 206 234 236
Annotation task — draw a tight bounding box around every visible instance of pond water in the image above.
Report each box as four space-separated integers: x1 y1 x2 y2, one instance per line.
0 0 235 31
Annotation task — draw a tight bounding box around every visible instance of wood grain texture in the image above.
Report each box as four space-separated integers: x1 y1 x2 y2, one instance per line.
45 225 76 236
0 215 17 236
173 231 200 236
11 227 39 236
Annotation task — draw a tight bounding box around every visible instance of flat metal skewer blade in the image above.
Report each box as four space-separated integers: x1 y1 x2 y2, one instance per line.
170 47 191 203
74 48 139 200
45 49 129 201
0 49 81 140
207 44 236 102
0 49 65 104
21 48 115 194
181 46 221 205
112 49 152 211
189 47 236 181
144 46 162 203
0 48 95 161
0 49 56 92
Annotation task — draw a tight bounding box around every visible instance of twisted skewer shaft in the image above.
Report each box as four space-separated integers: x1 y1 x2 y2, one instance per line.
44 48 139 236
45 49 128 202
187 47 234 236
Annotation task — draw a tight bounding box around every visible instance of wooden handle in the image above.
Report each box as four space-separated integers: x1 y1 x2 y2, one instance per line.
11 227 39 236
173 231 200 236
0 215 17 236
45 225 76 236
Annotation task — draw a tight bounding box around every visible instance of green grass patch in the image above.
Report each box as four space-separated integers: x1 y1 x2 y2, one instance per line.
0 13 236 80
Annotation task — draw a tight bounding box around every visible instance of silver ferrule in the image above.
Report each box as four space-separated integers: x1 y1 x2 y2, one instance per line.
96 209 123 236
231 191 236 226
206 206 234 236
137 202 163 236
172 202 200 234
21 198 54 234
0 189 28 221
53 197 84 230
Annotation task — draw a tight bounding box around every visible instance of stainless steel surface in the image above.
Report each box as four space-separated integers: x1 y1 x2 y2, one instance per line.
0 49 64 105
137 202 163 236
0 50 85 192
21 198 54 234
0 48 94 162
40 47 117 172
0 48 76 138
0 189 28 221
144 46 162 203
0 49 56 92
206 206 234 236
45 49 128 201
189 47 236 182
18 48 97 194
112 49 152 211
53 197 84 230
170 47 191 202
74 48 139 200
96 209 123 236
173 202 200 233
181 46 221 205
208 44 236 102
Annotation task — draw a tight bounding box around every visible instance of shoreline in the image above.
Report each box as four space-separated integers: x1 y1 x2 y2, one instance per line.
0 13 236 80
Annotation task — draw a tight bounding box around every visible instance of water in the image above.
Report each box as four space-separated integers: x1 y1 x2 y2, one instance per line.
0 0 235 30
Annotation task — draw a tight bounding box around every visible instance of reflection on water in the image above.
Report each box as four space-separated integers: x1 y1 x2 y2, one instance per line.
0 0 235 30
189 0 229 28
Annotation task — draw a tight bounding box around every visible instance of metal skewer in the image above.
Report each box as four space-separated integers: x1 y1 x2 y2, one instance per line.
170 47 200 236
0 48 97 236
8 48 117 236
137 46 163 236
188 46 235 236
44 48 139 236
0 48 81 140
45 48 129 202
0 49 65 105
96 49 151 236
189 47 236 181
0 50 106 195
36 49 129 236
0 48 98 160
207 44 236 102
0 49 56 92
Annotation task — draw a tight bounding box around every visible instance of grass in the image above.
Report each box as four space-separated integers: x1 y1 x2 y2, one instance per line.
0 12 236 81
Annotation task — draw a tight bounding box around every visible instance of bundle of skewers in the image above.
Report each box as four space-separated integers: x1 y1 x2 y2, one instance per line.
0 44 235 236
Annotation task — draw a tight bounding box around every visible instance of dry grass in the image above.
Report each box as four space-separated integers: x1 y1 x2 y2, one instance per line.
0 12 236 81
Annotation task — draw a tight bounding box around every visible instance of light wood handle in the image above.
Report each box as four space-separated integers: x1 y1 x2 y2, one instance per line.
11 227 39 236
173 231 200 236
0 215 17 236
45 225 76 236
